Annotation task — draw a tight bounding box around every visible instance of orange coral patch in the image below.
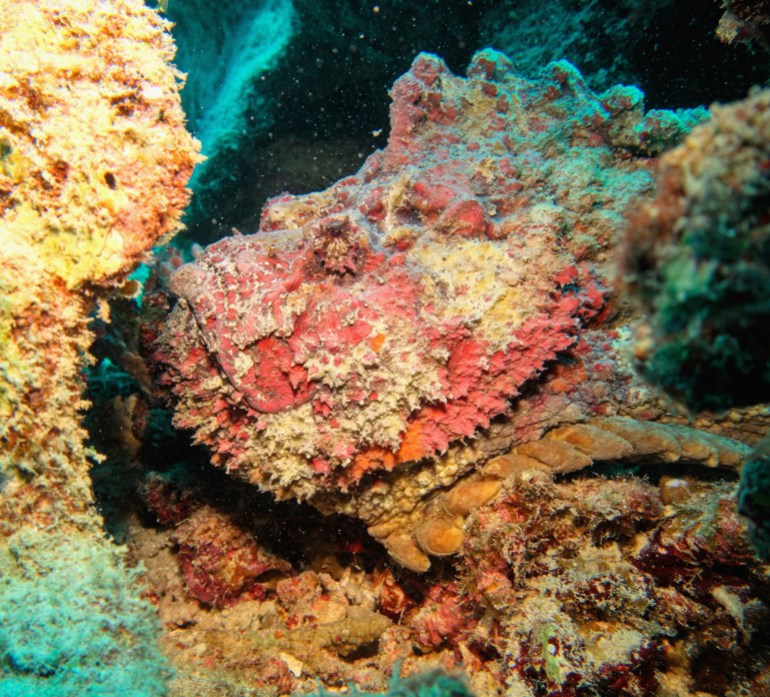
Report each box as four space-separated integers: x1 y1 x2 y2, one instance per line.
349 447 397 482
548 362 588 394
395 420 427 463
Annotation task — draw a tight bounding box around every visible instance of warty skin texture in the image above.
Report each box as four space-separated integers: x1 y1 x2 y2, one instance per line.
157 49 747 571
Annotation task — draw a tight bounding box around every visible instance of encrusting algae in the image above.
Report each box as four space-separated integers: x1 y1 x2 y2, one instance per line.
0 0 200 692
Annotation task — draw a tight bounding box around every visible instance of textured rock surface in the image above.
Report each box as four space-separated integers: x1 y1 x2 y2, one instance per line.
0 0 198 692
127 442 769 696
717 0 770 51
0 0 199 531
621 87 770 561
455 474 770 697
623 88 770 411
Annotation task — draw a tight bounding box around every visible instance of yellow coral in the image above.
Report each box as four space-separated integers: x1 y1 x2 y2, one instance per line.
0 0 200 289
0 0 199 532
0 4 197 689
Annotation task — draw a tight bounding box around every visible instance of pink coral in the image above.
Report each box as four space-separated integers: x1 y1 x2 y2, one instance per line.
171 505 292 607
409 583 479 654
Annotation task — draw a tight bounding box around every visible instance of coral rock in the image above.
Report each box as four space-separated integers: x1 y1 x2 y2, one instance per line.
458 475 769 697
717 0 770 51
622 87 770 411
0 0 199 533
0 0 198 693
172 505 292 608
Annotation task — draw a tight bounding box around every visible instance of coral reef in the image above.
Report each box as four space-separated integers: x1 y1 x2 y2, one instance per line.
739 437 770 558
124 429 768 696
133 475 397 694
0 533 170 697
92 43 769 697
171 502 293 607
717 0 770 51
156 48 717 570
456 473 770 696
1 0 765 694
622 88 770 412
0 0 199 529
0 0 198 692
308 670 474 697
619 57 770 604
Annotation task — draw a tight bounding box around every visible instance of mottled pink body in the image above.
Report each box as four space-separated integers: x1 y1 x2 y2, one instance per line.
156 48 680 499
